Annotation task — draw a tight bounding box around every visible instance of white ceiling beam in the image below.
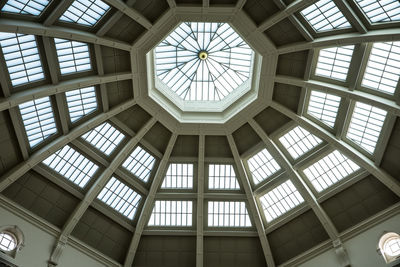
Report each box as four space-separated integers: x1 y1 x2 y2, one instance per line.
227 134 276 267
0 19 132 51
333 0 367 33
0 72 132 112
123 133 177 267
0 44 11 97
203 0 210 8
271 101 400 197
43 0 74 26
94 44 110 112
48 117 156 266
277 28 400 54
274 75 400 116
102 0 152 30
97 0 137 36
167 0 177 8
0 99 136 192
236 0 247 10
9 107 29 160
197 135 205 267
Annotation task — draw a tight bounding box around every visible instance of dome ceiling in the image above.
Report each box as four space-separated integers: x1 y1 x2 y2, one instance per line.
0 0 399 267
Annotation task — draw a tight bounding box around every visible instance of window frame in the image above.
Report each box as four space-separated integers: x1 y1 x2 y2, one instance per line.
147 199 196 229
121 145 158 184
205 200 254 230
159 160 198 192
205 160 242 192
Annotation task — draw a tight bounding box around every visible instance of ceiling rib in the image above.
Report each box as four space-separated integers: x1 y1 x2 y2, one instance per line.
333 0 367 33
227 134 276 267
43 0 74 26
277 28 400 54
0 19 132 51
274 75 400 116
236 0 247 9
203 0 210 7
0 99 136 192
94 44 110 112
167 0 177 8
9 107 29 160
48 117 157 266
124 133 178 267
271 101 400 197
0 45 11 97
196 135 205 267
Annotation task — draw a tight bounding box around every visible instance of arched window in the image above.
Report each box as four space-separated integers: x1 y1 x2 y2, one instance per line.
0 226 24 258
0 232 17 252
379 232 400 264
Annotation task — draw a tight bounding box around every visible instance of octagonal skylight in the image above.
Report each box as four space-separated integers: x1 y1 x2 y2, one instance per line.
154 22 254 102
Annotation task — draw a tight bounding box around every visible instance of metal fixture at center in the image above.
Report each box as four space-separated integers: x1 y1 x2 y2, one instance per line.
198 51 208 60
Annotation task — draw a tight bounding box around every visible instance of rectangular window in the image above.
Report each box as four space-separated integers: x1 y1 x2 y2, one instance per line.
355 0 400 23
81 122 125 156
307 90 341 128
300 0 351 32
54 38 91 75
315 46 354 81
361 42 400 95
303 150 360 192
122 146 156 182
207 201 251 227
60 0 110 26
161 163 194 189
97 177 142 220
0 32 44 86
247 148 280 185
148 200 193 226
208 164 240 190
346 102 387 154
1 0 51 16
259 180 304 222
66 86 97 122
19 96 57 147
43 145 99 188
279 126 322 160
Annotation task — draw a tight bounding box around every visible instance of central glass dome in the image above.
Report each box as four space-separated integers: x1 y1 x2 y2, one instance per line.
154 22 254 102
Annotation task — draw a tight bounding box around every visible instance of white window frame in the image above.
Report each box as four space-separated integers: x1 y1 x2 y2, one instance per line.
148 200 194 227
206 201 252 228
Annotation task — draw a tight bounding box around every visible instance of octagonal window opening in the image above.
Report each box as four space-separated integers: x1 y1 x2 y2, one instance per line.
379 232 400 263
154 22 254 102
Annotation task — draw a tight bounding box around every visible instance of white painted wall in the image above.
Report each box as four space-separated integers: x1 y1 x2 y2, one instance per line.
299 214 400 267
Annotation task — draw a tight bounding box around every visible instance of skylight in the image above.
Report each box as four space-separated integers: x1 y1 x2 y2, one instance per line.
208 164 240 190
303 150 360 192
207 201 251 227
279 126 323 160
355 0 400 23
307 90 341 128
81 122 125 156
19 97 57 148
122 146 156 182
247 149 280 185
155 22 253 101
161 163 193 189
0 33 44 86
315 45 354 81
1 0 51 16
60 0 110 27
54 38 91 75
65 86 98 122
97 177 142 220
43 145 99 188
148 200 193 226
361 42 400 95
300 0 351 32
346 102 387 154
259 180 304 222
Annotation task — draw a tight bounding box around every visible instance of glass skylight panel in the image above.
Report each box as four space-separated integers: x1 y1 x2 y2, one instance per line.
355 0 400 23
259 180 304 222
148 200 193 226
81 122 125 156
66 86 97 122
0 33 44 86
97 177 142 220
122 146 156 182
1 0 50 16
43 145 99 188
315 46 354 80
346 102 387 154
208 201 251 227
279 126 323 159
208 164 240 190
247 149 280 184
54 38 91 75
19 97 57 147
155 22 254 101
300 0 351 32
303 150 360 192
307 90 341 127
361 42 400 94
161 163 193 189
59 0 110 26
